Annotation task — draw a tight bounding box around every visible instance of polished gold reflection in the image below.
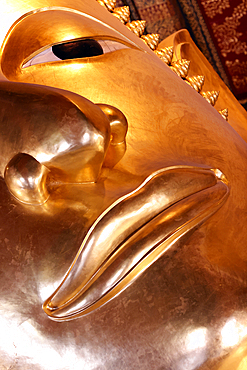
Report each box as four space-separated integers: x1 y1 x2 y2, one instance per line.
43 167 229 320
5 153 50 205
0 81 128 204
1 0 247 369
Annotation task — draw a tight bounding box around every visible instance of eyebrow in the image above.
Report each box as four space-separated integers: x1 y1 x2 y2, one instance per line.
1 6 141 53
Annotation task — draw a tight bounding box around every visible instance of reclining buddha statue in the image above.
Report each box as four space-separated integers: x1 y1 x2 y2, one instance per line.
1 0 247 368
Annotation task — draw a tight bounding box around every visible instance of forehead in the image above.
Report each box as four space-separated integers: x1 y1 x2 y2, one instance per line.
1 0 100 31
0 0 151 55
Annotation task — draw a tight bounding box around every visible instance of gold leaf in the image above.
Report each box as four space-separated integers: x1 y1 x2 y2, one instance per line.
112 6 130 23
186 75 205 92
97 0 116 11
141 34 160 50
126 20 146 37
219 108 228 121
201 90 220 106
170 59 190 78
154 46 174 65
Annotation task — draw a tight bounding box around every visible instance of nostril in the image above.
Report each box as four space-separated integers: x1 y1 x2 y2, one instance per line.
97 104 128 167
52 39 104 60
97 104 128 144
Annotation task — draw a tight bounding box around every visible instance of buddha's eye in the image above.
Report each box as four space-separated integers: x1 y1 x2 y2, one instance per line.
22 38 129 68
53 39 104 59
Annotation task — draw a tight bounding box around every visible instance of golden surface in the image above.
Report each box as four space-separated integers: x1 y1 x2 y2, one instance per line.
112 6 130 23
5 153 50 205
126 20 146 37
170 58 190 78
186 75 205 92
219 108 229 121
201 90 220 106
44 167 229 320
141 33 160 50
0 0 247 369
154 46 174 64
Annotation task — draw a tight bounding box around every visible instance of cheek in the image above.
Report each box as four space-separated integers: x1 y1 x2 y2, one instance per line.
9 48 187 104
8 50 247 174
3 47 247 280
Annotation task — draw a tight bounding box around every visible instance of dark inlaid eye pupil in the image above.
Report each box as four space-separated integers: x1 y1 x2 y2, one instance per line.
52 39 104 60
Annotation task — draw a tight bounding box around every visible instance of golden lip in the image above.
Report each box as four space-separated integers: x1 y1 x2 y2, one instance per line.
43 166 229 321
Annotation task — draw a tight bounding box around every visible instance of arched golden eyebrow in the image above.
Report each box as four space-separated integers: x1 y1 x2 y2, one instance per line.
0 5 143 56
1 6 144 78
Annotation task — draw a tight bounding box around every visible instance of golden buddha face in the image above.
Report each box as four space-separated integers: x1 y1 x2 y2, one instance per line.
0 0 245 176
1 1 247 366
1 2 246 248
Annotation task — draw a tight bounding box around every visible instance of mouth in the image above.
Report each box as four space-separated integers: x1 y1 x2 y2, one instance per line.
43 166 229 321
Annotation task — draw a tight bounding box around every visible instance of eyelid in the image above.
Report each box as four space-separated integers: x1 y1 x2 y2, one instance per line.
22 39 130 68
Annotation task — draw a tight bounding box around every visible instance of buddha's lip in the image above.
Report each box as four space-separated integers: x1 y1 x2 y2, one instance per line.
43 166 229 321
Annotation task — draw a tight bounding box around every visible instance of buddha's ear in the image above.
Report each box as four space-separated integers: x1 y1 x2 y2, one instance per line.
97 104 128 168
4 153 50 205
156 29 247 140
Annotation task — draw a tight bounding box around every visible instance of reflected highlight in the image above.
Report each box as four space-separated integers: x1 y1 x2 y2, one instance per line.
221 318 247 349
